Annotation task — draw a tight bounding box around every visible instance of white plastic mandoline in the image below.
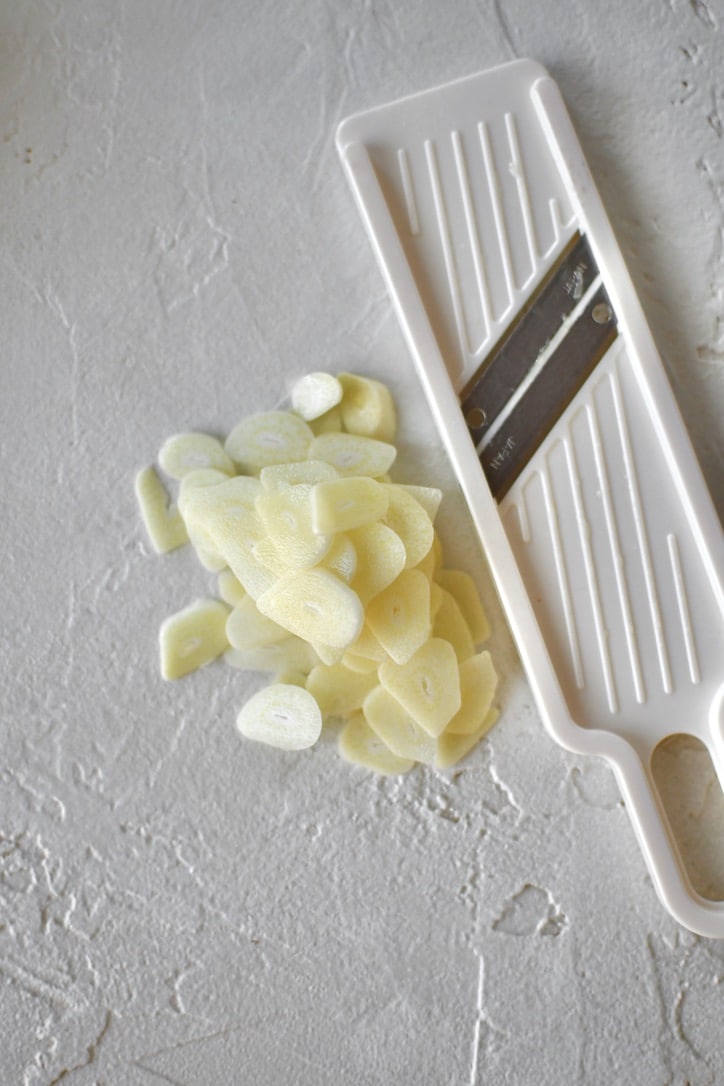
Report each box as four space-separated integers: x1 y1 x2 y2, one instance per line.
336 59 724 937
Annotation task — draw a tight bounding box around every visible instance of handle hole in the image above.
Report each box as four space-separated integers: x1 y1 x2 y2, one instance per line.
651 734 724 902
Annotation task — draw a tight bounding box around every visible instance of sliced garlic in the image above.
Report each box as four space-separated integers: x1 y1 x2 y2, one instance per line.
311 477 389 535
436 569 491 644
306 662 378 721
256 568 364 650
445 651 498 735
348 522 406 604
432 588 475 662
318 534 357 583
225 411 313 472
159 598 230 680
226 596 289 650
383 485 435 569
217 569 246 607
159 432 235 479
308 432 396 477
378 638 461 738
255 485 332 569
309 405 344 435
436 708 499 768
364 569 431 665
224 636 319 675
363 685 437 764
290 371 343 420
236 683 323 750
259 459 338 491
338 372 397 442
338 713 414 776
135 466 188 554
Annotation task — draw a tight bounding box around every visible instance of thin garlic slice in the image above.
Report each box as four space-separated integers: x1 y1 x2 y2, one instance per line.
318 533 357 583
135 466 188 554
226 595 289 650
225 411 313 472
255 486 332 569
256 568 364 650
432 588 475 662
364 569 431 665
224 636 319 675
338 372 397 442
236 683 322 750
159 432 235 479
338 713 414 775
309 405 344 435
159 598 230 680
308 432 396 477
383 485 434 569
306 662 377 721
259 460 338 491
436 569 491 644
436 708 499 768
379 638 461 738
348 522 406 604
363 685 437 764
217 569 246 607
311 477 389 535
290 372 343 420
445 651 498 736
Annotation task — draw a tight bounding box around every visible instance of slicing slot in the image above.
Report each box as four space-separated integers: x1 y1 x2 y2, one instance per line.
651 735 724 902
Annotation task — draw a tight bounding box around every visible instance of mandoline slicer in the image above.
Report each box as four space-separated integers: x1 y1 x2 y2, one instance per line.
336 59 724 937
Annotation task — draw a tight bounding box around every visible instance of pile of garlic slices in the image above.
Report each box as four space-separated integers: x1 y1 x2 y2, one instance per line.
135 371 499 775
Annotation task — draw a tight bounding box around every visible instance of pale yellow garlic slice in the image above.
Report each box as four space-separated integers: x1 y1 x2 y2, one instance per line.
432 588 475 662
308 433 396 477
255 486 332 569
309 405 344 435
185 478 273 598
396 484 443 522
217 569 246 608
306 662 378 721
363 685 437 764
338 713 414 776
259 459 338 490
236 683 322 751
340 652 380 674
226 596 289 650
256 568 364 650
310 477 389 535
383 485 434 569
436 569 491 644
225 411 313 472
348 522 406 604
364 569 431 665
378 638 461 738
159 432 235 479
308 642 346 666
178 471 234 566
290 371 343 420
135 466 188 554
178 468 235 509
224 636 319 675
251 536 288 577
338 372 397 442
347 622 388 664
445 651 498 735
436 708 499 768
159 598 230 680
318 534 357 583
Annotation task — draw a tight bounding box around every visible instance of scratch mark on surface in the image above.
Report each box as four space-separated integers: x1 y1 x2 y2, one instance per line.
46 1009 112 1085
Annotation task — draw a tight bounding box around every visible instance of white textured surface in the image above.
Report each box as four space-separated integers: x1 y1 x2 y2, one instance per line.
2 2 724 1083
